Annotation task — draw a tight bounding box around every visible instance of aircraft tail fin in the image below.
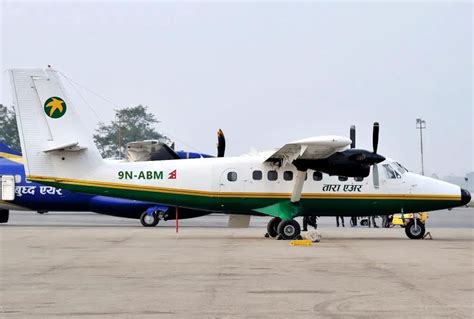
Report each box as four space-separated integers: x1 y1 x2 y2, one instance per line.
9 68 103 180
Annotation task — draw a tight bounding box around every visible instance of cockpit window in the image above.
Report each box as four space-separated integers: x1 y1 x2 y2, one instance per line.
394 162 408 173
383 164 401 179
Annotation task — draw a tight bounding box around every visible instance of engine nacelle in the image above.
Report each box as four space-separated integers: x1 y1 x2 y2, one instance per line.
293 149 384 177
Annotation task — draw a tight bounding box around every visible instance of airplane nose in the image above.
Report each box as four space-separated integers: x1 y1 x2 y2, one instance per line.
461 189 471 206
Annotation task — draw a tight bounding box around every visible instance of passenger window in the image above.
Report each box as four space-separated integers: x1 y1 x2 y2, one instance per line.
313 172 323 181
252 170 262 180
283 171 293 181
383 164 396 179
267 170 278 181
338 176 348 182
15 175 22 183
354 176 364 182
227 171 237 182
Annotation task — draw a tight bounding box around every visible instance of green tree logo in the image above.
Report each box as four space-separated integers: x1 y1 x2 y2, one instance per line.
44 97 67 119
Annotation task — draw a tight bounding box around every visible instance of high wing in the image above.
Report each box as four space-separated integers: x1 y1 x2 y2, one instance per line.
265 135 352 166
253 135 352 220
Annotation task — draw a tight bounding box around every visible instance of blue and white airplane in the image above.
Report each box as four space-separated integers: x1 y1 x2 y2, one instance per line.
0 141 217 226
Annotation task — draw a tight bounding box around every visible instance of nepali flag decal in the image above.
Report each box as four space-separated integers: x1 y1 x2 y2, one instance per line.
168 170 177 179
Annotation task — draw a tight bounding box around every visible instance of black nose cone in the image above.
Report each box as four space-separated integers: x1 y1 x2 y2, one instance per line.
461 189 471 206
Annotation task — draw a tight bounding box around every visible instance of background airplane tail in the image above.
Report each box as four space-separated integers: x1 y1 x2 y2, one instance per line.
9 68 103 181
0 142 21 156
0 142 23 164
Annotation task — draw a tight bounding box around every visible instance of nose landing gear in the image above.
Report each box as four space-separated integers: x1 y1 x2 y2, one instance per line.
405 219 426 239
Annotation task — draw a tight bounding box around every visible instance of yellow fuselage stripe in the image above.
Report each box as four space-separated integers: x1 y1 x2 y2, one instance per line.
0 152 24 164
27 175 460 201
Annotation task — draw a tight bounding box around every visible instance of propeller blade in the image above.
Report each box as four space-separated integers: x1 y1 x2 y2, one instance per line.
350 125 356 149
372 122 379 153
373 164 379 189
217 129 226 158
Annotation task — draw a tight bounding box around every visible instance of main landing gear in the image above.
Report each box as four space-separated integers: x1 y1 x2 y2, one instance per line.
266 217 301 240
140 211 160 227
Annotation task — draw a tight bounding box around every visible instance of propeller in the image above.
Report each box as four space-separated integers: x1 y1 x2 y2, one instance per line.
372 122 379 153
350 125 356 149
372 122 380 188
217 129 226 158
349 122 383 188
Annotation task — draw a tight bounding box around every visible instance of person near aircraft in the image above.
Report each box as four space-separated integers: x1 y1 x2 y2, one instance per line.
336 216 345 227
302 215 318 231
371 215 379 228
350 216 357 227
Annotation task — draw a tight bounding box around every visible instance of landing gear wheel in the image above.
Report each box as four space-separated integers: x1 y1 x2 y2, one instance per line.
266 217 281 238
405 219 425 239
277 219 301 240
0 210 9 223
140 211 159 227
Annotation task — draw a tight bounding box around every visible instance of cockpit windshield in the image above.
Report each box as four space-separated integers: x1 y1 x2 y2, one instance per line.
383 164 401 179
393 162 408 174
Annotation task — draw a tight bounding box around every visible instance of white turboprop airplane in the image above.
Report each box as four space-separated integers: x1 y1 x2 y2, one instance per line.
9 68 471 240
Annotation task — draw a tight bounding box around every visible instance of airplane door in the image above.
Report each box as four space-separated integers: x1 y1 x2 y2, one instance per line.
1 175 15 200
219 168 251 225
219 168 245 194
218 168 247 208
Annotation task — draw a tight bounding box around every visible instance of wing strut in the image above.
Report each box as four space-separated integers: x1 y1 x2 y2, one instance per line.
290 170 306 203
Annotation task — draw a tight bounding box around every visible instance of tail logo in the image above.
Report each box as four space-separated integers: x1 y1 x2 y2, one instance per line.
44 97 67 119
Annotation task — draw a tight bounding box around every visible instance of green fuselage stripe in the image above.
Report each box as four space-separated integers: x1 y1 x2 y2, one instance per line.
34 178 462 217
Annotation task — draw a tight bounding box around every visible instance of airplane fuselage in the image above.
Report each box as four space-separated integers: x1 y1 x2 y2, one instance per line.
28 155 465 217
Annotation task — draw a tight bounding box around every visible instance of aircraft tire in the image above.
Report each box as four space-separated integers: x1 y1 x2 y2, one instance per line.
405 219 425 239
0 209 9 223
140 211 159 227
266 217 281 238
277 219 301 240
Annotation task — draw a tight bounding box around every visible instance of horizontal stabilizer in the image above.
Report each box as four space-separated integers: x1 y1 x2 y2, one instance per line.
43 142 87 153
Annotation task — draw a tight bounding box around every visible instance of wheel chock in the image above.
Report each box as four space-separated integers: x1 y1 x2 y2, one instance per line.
289 239 313 246
423 232 432 240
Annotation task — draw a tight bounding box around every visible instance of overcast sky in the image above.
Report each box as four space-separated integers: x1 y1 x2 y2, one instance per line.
1 1 472 176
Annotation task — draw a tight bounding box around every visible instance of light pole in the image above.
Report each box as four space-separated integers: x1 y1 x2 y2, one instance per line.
416 118 426 175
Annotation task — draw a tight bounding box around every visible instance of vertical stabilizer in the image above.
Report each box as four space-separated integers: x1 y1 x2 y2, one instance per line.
9 68 103 180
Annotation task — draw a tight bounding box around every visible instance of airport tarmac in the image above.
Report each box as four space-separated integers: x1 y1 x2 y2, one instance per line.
1 208 473 318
